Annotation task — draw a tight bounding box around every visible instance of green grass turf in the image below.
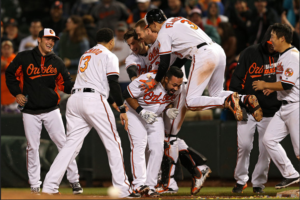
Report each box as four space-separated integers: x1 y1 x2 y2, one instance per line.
2 187 299 197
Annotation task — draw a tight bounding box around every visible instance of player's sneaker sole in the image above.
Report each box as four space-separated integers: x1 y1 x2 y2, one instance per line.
275 177 300 189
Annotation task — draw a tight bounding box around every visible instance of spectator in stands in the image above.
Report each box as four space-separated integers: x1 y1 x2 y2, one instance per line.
127 0 156 26
82 15 97 48
71 0 100 16
248 0 279 45
202 1 228 28
151 0 162 9
54 15 89 78
188 8 221 44
198 0 225 17
283 0 298 27
3 18 25 54
217 22 237 64
1 41 19 113
91 0 129 31
228 0 252 55
112 22 131 92
164 0 187 18
42 1 66 37
19 20 43 52
281 11 300 49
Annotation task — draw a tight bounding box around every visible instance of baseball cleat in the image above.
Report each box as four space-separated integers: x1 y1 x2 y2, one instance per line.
69 182 83 194
30 187 40 195
232 183 247 193
156 186 178 194
135 185 150 195
191 167 212 195
253 187 264 193
146 189 160 197
126 192 141 198
224 92 243 121
243 95 263 122
275 177 300 189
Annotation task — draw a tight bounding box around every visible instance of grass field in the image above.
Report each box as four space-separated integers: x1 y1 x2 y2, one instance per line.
1 187 299 199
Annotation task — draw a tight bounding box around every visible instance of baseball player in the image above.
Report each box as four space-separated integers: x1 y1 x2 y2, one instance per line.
42 28 139 198
134 18 212 195
5 28 82 194
230 26 281 193
123 66 183 197
253 23 300 189
141 9 265 122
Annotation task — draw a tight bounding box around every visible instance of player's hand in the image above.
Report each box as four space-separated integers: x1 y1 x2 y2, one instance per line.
16 94 27 106
139 109 158 124
120 113 128 130
166 108 179 119
263 89 274 96
111 102 120 112
252 80 265 91
139 76 157 93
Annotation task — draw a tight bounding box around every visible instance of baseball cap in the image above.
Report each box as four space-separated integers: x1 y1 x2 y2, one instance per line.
38 28 60 40
6 18 18 26
145 9 167 28
137 0 150 3
117 21 128 31
51 1 63 9
189 8 202 16
2 40 13 48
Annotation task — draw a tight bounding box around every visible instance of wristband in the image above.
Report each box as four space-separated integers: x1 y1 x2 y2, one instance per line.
119 105 126 113
135 106 143 114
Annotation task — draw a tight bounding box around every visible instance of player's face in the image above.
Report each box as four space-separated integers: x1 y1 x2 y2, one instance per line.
148 22 161 33
270 31 281 52
135 26 146 41
1 44 13 58
165 76 183 96
38 37 55 55
126 37 143 54
144 28 158 44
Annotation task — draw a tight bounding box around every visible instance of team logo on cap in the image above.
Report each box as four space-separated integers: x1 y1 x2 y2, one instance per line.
49 29 54 34
284 68 293 77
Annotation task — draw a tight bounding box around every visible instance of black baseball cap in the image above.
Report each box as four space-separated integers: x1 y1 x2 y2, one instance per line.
52 1 63 9
38 28 60 40
6 18 18 26
145 9 167 28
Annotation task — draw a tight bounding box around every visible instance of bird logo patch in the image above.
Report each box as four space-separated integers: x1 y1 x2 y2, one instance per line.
49 29 54 34
284 68 293 77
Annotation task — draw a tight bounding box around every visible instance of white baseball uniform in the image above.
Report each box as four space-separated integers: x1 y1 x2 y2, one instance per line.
42 44 132 197
156 17 233 110
126 72 182 190
125 52 150 76
263 47 300 179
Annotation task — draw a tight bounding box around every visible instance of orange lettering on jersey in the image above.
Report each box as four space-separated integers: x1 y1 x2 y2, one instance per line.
276 62 283 74
27 63 57 79
166 23 173 28
143 91 178 104
180 19 198 30
79 55 91 72
85 48 102 55
248 62 263 78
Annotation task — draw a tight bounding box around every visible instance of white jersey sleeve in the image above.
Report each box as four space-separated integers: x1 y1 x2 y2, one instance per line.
106 54 120 76
281 49 299 86
127 75 146 98
125 53 149 76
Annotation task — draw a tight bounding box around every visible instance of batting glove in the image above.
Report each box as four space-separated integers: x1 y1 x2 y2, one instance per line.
166 108 179 119
139 109 158 124
139 76 157 93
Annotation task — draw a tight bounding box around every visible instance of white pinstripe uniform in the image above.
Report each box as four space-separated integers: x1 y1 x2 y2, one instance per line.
126 72 182 190
263 47 299 179
42 44 132 197
157 17 232 111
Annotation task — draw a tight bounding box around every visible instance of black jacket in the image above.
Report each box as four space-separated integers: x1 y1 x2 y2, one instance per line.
5 46 74 114
229 29 281 117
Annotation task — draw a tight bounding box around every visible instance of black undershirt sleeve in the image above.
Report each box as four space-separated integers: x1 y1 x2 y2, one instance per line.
155 54 171 82
171 57 188 68
123 88 131 99
281 82 294 90
107 75 123 106
126 65 138 80
107 94 114 104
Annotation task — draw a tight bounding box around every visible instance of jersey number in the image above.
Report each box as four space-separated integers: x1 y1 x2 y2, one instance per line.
79 56 91 72
180 19 198 30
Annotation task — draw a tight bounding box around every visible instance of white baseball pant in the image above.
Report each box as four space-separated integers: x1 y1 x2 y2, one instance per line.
185 43 232 111
126 105 164 190
263 103 299 179
42 92 131 197
234 114 272 188
23 109 79 188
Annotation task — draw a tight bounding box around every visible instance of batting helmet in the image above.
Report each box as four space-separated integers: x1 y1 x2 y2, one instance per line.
145 9 167 28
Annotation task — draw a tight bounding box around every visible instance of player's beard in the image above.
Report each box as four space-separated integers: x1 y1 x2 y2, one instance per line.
167 89 175 96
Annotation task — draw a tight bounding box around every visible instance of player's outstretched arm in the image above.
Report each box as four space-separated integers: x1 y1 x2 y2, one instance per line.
252 80 288 91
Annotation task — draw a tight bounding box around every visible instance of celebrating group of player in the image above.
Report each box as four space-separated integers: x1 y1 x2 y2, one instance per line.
5 8 299 198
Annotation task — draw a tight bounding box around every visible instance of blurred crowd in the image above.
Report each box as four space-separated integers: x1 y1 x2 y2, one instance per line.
1 0 300 119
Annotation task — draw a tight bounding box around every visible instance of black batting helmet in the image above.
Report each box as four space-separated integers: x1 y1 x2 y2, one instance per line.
145 9 167 28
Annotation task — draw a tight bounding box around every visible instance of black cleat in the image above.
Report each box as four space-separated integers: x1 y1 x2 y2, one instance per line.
134 185 149 195
232 183 247 193
253 187 264 193
275 177 300 189
126 192 141 198
69 182 83 194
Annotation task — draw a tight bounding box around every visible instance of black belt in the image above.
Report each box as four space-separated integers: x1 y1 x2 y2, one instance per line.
71 88 95 94
197 42 208 49
281 100 296 105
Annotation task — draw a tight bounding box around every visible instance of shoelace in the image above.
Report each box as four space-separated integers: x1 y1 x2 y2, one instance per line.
72 182 81 188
